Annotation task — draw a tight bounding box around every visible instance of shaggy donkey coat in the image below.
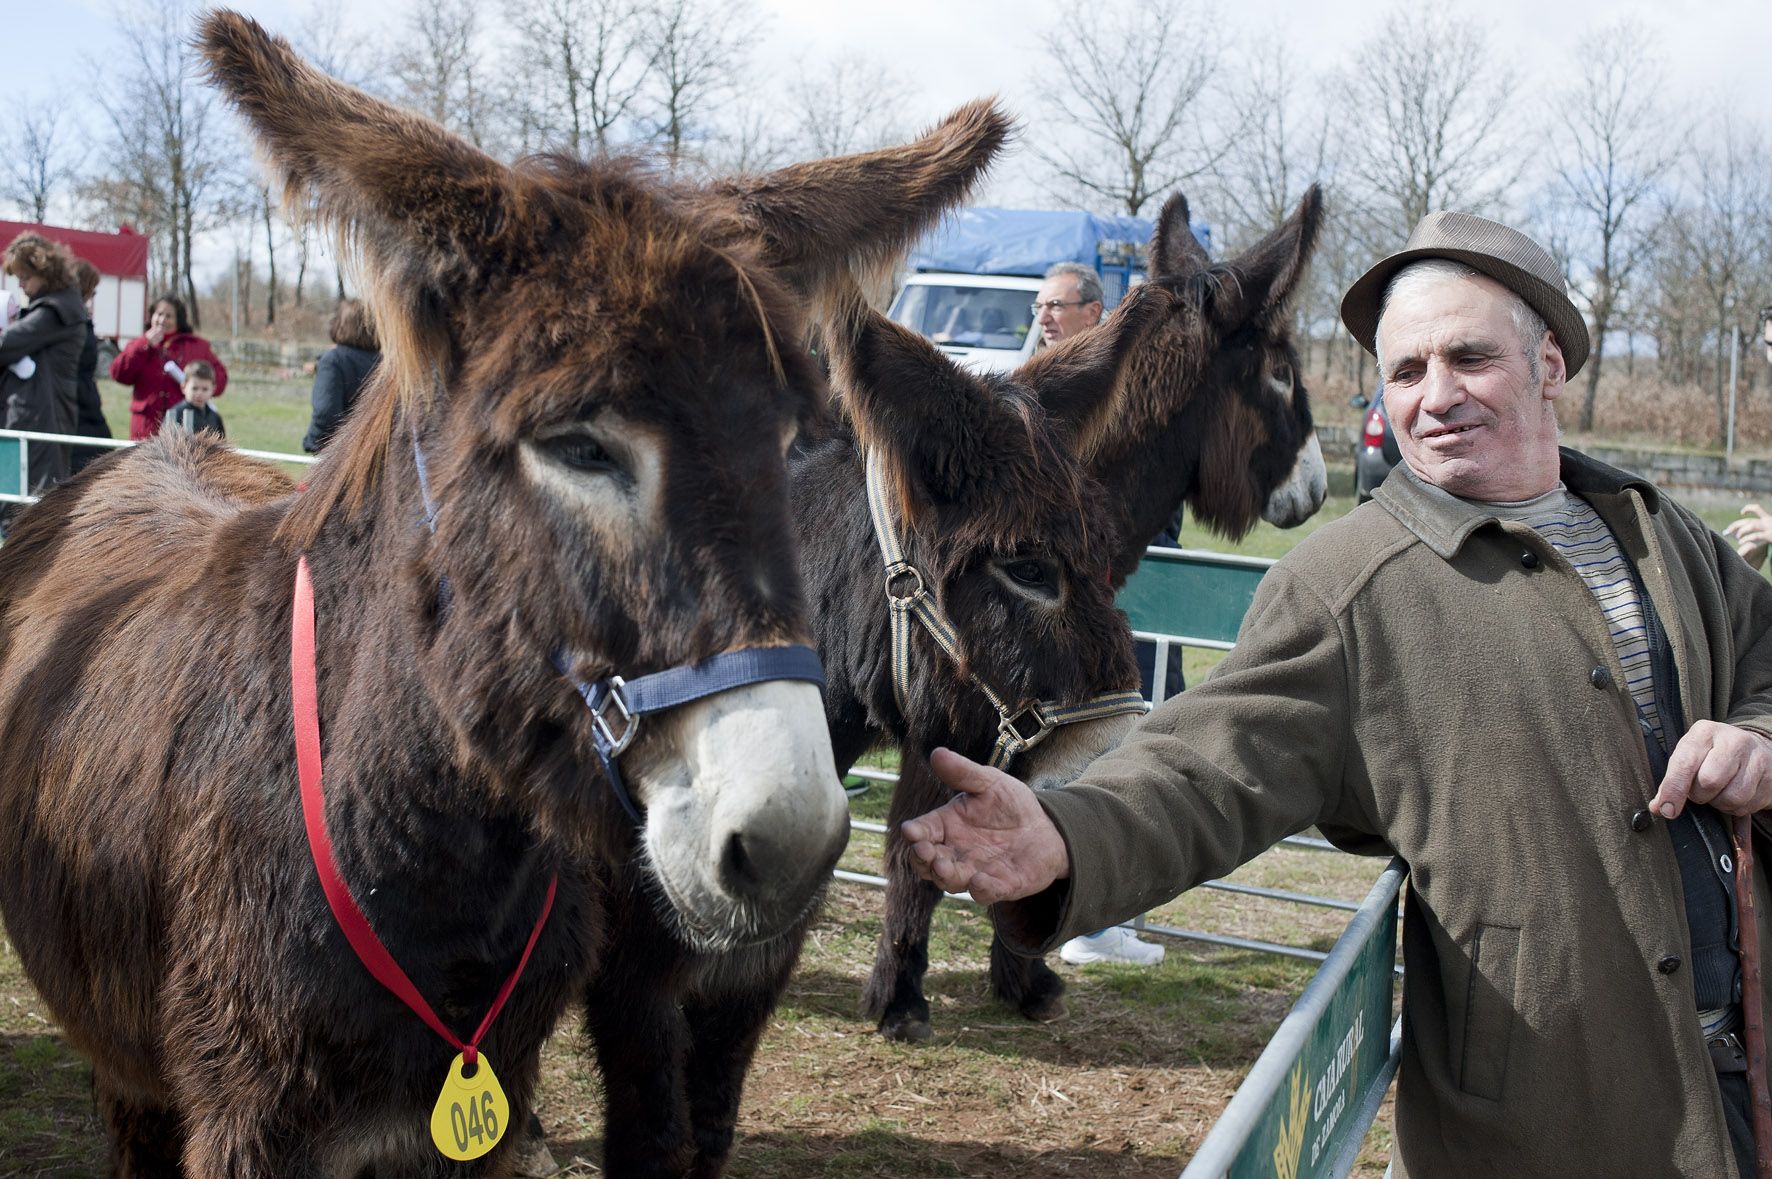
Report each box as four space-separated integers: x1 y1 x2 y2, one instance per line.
0 13 1006 1176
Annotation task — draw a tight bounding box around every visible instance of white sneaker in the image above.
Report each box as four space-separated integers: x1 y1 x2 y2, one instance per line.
1059 926 1165 966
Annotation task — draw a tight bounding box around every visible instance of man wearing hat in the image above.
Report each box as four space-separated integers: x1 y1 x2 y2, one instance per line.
899 212 1772 1176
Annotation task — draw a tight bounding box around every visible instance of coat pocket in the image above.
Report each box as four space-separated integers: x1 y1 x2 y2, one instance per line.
1458 923 1521 1101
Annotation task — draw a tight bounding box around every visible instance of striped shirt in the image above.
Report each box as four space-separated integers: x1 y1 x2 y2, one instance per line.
1488 485 1664 746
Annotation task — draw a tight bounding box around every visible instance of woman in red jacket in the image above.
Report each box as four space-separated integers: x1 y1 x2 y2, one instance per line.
109 295 228 439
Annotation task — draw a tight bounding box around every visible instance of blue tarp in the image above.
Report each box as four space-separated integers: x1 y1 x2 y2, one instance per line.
907 208 1211 275
907 208 1155 276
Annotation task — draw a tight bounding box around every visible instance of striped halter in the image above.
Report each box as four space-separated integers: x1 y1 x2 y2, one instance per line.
863 449 1147 771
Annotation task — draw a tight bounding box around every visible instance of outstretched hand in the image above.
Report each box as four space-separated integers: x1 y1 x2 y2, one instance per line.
1651 720 1772 819
899 747 1070 905
1723 504 1772 571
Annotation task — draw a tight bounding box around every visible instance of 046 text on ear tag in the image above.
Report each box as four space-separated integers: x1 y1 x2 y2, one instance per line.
429 1052 510 1161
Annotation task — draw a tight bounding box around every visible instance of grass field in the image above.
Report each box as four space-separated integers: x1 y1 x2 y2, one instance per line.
3 372 1759 1174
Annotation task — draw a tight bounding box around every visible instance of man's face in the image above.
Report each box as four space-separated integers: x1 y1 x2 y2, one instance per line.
1377 272 1565 502
1033 274 1102 344
185 377 214 407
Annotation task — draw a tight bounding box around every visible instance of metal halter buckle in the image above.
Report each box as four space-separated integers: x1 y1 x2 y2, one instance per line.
999 701 1053 752
591 676 639 756
885 562 926 608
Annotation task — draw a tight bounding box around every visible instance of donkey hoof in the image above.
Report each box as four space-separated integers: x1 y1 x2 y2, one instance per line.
878 1014 933 1043
1022 993 1067 1023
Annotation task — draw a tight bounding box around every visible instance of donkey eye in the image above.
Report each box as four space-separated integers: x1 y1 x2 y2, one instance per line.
543 432 620 475
1271 361 1293 387
1006 560 1049 587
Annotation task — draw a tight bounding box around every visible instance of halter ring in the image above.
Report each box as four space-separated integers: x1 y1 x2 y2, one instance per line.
591 677 639 756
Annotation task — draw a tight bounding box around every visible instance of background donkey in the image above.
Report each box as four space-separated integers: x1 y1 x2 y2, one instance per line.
839 185 1329 1043
0 13 994 1176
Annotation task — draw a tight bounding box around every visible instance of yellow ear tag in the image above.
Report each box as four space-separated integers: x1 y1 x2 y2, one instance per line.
429 1051 510 1161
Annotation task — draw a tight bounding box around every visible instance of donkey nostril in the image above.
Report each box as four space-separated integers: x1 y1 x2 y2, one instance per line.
720 831 760 892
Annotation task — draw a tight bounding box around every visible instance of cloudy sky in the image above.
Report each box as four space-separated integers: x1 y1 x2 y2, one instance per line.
8 0 1765 279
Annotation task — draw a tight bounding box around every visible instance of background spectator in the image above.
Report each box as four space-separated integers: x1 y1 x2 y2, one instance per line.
1722 305 1772 570
163 360 224 437
1 233 89 495
68 259 114 475
110 294 227 439
303 297 380 453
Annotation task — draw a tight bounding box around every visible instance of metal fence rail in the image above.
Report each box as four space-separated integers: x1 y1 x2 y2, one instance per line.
0 428 313 504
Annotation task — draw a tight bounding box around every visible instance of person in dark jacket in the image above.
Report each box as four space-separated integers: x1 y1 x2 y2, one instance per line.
302 297 379 452
68 259 115 475
1 232 89 493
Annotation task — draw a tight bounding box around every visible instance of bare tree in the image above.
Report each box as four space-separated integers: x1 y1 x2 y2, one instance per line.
1547 21 1681 429
1664 118 1771 441
638 0 761 166
1033 0 1226 216
1211 43 1330 243
1339 7 1518 239
259 184 281 327
784 53 912 158
696 95 792 175
91 0 233 325
1 101 85 223
509 0 653 156
388 0 499 150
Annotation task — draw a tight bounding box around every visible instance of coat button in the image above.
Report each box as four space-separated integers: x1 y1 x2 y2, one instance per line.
1631 809 1653 832
1658 955 1682 975
1591 667 1613 689
1520 550 1540 569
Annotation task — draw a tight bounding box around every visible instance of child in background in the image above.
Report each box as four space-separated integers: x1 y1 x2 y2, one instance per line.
163 360 225 437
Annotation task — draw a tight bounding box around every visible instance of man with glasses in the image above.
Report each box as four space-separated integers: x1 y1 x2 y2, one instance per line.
1032 262 1104 347
1032 259 1171 967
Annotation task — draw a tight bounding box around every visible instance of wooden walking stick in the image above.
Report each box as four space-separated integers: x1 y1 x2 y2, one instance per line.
1733 813 1772 1178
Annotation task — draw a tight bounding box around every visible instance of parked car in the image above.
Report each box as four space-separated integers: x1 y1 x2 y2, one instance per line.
1351 385 1400 501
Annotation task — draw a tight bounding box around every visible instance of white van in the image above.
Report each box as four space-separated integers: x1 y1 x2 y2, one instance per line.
886 272 1044 374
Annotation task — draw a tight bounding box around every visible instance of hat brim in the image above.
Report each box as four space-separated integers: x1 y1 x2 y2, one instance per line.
1340 246 1590 379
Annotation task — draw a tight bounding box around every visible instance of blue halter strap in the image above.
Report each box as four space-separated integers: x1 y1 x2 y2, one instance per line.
409 426 826 824
562 646 827 823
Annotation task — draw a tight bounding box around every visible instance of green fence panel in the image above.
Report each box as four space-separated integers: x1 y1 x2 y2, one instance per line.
0 435 21 498
1181 859 1405 1179
1117 548 1274 645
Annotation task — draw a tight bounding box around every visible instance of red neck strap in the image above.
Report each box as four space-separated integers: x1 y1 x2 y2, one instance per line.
292 554 555 1065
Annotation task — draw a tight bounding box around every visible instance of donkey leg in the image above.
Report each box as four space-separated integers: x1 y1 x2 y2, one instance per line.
988 930 1066 1022
860 861 943 1042
95 1082 186 1179
679 975 786 1179
584 976 696 1178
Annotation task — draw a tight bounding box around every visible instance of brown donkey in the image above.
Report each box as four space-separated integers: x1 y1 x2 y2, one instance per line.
567 192 1330 1175
832 186 1328 1043
0 13 1004 1176
562 190 1325 1169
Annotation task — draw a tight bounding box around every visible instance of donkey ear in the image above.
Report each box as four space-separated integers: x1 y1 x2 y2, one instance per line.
713 100 1014 301
1151 192 1210 279
825 298 1003 508
199 12 516 315
1209 184 1325 331
1018 283 1174 462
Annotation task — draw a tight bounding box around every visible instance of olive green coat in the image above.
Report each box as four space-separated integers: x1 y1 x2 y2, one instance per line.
1002 450 1772 1177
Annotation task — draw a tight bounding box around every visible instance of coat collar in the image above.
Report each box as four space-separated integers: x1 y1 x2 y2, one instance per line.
1375 446 1661 559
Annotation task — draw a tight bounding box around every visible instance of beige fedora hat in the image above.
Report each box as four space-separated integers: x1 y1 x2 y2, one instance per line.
1339 211 1590 377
